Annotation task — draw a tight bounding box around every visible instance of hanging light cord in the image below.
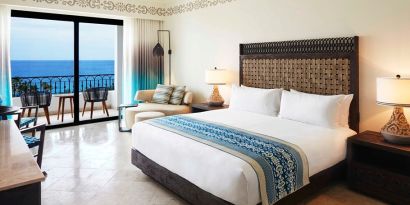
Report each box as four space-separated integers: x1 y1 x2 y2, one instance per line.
157 30 172 85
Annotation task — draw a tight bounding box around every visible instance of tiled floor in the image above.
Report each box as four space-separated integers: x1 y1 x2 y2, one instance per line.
41 121 386 205
35 108 118 126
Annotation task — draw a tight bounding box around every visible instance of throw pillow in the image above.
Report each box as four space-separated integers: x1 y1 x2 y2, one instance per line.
169 86 186 105
152 84 174 104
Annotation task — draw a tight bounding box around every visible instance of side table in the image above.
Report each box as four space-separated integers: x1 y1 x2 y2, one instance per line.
192 103 229 113
347 131 410 205
118 104 138 132
57 94 74 122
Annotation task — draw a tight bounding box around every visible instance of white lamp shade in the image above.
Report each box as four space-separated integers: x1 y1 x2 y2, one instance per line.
205 69 229 85
377 77 410 107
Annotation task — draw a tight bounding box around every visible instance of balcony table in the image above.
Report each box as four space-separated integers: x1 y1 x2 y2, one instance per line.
57 94 74 122
0 120 45 205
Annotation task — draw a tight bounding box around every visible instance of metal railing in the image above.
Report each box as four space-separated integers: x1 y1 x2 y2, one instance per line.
12 74 115 97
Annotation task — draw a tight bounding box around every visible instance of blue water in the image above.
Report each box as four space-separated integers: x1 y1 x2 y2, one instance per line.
11 60 114 77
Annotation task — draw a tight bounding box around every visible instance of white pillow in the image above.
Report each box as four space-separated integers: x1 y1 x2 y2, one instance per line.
339 95 353 127
279 90 344 128
229 85 283 116
290 89 353 127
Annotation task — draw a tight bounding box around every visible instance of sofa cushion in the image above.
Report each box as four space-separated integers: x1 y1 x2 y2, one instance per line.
23 135 40 148
125 103 191 129
182 91 193 105
20 117 36 127
169 86 186 105
134 89 155 102
152 84 174 104
135 111 165 122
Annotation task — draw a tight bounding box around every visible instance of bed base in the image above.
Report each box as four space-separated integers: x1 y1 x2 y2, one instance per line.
132 148 346 205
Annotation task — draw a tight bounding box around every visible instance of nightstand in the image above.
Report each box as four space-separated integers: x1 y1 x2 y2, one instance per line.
347 131 410 205
192 103 229 113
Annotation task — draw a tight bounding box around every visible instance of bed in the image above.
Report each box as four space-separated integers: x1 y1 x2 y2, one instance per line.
131 36 359 205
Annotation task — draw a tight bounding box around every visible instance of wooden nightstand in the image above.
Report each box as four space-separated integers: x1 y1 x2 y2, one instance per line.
347 131 410 205
192 103 229 113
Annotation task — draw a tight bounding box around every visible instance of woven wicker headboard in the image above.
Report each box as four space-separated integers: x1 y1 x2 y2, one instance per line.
240 37 359 131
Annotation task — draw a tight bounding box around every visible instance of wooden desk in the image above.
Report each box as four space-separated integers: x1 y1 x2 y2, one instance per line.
0 120 45 205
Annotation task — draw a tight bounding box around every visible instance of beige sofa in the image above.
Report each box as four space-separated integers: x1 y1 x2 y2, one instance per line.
125 89 193 129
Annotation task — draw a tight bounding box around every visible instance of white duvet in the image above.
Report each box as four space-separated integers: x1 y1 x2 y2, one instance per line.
132 109 356 205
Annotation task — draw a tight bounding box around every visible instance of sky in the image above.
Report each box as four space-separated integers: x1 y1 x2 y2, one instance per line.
11 17 117 61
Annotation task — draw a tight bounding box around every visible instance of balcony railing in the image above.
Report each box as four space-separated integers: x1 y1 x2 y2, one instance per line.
12 74 114 97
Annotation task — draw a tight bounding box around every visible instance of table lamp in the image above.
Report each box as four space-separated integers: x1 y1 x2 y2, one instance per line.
377 75 410 145
205 67 228 107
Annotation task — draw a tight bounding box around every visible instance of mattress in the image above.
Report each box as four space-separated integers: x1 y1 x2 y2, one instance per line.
132 109 356 205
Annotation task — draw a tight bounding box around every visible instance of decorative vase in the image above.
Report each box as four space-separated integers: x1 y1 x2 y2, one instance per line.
381 107 410 145
207 85 224 107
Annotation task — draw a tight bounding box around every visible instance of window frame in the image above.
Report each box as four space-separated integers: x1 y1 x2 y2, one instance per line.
11 10 122 129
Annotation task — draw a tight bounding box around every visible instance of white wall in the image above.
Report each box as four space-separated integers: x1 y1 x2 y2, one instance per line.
164 0 410 132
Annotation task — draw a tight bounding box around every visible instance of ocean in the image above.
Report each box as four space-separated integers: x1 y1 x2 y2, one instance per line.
11 60 114 77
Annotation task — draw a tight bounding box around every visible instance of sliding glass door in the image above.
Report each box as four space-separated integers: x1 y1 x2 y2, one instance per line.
10 11 122 128
11 17 74 126
79 23 118 121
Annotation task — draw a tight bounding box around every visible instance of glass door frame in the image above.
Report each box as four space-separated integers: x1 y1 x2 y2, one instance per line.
11 10 123 129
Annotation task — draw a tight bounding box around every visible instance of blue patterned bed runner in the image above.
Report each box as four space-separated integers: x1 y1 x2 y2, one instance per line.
144 115 309 205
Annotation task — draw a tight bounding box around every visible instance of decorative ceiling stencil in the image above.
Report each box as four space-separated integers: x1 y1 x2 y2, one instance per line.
20 0 236 16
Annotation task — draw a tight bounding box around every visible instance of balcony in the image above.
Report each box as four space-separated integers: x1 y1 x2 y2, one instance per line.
12 74 118 125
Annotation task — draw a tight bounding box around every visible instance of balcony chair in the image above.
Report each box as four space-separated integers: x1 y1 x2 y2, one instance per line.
82 87 109 119
20 124 46 169
13 106 39 132
0 106 38 129
19 105 39 128
20 91 52 125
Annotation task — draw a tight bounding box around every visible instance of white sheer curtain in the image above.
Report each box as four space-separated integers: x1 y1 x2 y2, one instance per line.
122 18 163 104
0 5 11 106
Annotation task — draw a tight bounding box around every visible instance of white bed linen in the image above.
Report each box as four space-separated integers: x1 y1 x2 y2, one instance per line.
132 109 356 205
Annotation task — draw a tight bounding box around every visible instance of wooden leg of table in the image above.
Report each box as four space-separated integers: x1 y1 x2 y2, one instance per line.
82 102 86 117
70 98 73 118
43 107 51 125
90 102 94 119
103 101 109 117
57 97 62 120
61 98 65 122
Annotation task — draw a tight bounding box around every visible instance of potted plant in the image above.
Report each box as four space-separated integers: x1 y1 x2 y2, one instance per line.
41 82 52 92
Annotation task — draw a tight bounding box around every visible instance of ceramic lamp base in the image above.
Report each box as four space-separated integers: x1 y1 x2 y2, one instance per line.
381 107 410 145
208 85 224 107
